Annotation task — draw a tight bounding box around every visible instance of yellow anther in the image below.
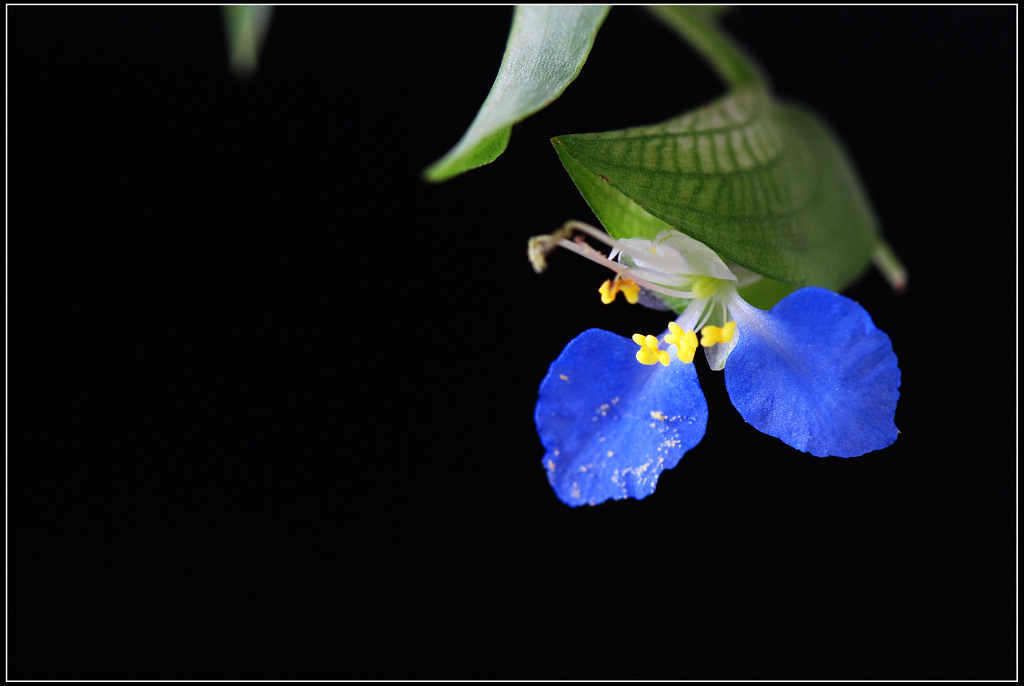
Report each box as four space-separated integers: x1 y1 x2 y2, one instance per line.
617 279 640 304
664 322 699 363
599 280 616 304
598 278 640 305
700 321 737 347
632 333 670 366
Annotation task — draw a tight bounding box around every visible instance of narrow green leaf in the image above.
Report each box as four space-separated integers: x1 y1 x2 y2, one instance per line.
552 89 881 290
645 5 767 92
223 6 273 80
424 5 610 183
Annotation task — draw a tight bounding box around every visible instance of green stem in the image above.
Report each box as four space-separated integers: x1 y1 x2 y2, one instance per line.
871 241 908 293
645 5 768 92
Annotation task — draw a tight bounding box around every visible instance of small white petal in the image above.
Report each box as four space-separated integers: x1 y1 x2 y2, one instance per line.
646 230 738 281
703 333 738 371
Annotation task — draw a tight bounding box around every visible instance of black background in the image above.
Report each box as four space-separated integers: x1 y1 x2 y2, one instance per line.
9 5 1016 680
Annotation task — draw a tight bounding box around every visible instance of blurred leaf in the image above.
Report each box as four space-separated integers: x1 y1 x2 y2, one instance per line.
552 88 881 290
645 5 767 91
223 5 273 79
424 5 610 183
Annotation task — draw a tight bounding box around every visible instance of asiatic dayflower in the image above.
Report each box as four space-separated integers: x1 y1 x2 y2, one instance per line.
530 221 901 507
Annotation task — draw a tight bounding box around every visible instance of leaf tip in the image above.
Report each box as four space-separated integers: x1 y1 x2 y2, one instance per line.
421 160 452 184
871 241 908 294
423 126 512 184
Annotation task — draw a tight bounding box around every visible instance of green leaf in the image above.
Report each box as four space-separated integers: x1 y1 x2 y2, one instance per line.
424 5 610 183
223 6 273 80
553 125 794 311
552 88 881 290
735 277 796 311
645 5 767 92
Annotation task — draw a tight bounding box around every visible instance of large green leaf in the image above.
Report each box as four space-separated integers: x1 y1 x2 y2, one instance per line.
552 122 793 310
552 88 881 290
424 5 610 183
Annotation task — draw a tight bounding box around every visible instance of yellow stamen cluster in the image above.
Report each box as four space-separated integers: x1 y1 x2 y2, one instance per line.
632 334 670 366
599 278 640 305
632 321 737 367
700 322 737 347
664 322 699 364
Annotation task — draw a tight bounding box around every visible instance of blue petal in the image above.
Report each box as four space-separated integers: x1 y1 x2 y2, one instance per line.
725 287 901 457
535 328 708 506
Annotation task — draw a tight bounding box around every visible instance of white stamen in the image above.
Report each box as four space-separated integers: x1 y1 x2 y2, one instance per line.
554 237 697 300
562 220 693 277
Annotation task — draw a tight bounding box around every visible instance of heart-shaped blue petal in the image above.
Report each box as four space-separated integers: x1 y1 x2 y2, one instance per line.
535 328 708 506
725 287 901 457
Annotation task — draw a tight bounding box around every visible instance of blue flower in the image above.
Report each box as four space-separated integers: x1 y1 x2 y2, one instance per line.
531 223 901 507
